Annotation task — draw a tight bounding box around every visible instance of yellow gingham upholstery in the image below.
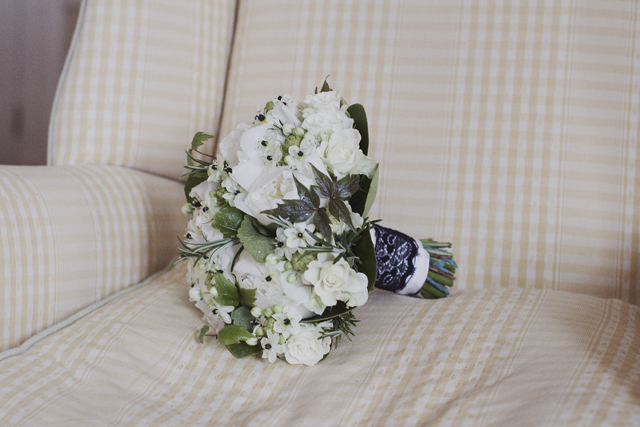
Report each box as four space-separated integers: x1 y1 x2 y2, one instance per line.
221 0 640 304
1 262 639 426
49 0 236 179
0 165 184 351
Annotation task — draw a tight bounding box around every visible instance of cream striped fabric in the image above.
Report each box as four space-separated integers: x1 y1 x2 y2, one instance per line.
1 262 638 426
49 0 236 179
220 0 640 304
0 165 185 351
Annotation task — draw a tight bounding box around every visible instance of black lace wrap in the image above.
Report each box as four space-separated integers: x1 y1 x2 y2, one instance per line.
373 224 420 293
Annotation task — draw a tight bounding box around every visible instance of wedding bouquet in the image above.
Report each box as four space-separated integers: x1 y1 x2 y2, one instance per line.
178 82 456 366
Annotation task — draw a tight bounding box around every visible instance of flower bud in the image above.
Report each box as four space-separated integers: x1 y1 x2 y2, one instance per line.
287 273 297 283
254 326 264 336
251 307 263 318
282 123 294 136
263 308 274 318
245 337 258 346
264 101 275 113
188 288 202 301
278 335 286 345
284 155 293 165
181 203 194 216
265 318 275 330
265 254 279 265
293 127 305 137
273 304 283 314
284 262 293 271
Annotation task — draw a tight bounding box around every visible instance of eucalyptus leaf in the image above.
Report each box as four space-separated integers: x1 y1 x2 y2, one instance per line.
227 342 263 359
230 306 254 332
213 273 239 307
217 324 254 346
237 215 275 263
346 103 369 156
238 286 256 307
212 206 244 237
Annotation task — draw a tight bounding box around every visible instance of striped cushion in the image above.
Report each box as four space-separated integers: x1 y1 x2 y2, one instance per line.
0 165 185 351
49 0 235 179
220 0 640 304
1 262 638 425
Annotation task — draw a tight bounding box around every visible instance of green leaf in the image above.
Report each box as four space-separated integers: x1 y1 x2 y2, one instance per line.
320 78 332 93
349 166 378 216
263 198 315 223
227 342 263 359
310 164 333 198
352 224 377 292
212 206 244 237
238 286 256 307
294 176 320 208
198 325 210 344
213 273 239 307
217 324 254 346
191 131 214 151
346 104 369 156
334 174 361 199
301 301 353 323
313 208 332 242
230 306 254 331
237 215 275 262
328 199 355 231
184 173 208 204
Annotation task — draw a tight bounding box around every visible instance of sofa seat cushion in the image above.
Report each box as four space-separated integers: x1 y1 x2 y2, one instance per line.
1 262 638 426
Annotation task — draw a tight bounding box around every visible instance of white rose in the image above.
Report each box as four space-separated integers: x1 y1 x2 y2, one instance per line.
284 323 331 366
302 252 369 307
219 123 250 167
319 128 376 179
301 90 343 112
301 109 354 136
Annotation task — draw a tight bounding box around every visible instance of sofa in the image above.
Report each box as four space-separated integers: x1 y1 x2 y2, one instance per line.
1 0 639 425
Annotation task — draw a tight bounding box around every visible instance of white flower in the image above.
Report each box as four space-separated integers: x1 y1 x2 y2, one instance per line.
196 297 234 333
261 330 283 363
301 90 343 112
188 287 202 301
266 101 301 128
302 252 369 308
234 167 301 226
301 109 354 136
221 176 243 206
284 222 315 252
329 206 364 236
319 128 377 180
219 123 251 167
283 323 331 366
272 307 301 339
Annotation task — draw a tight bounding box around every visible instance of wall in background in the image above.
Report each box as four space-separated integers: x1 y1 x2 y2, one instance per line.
0 0 81 165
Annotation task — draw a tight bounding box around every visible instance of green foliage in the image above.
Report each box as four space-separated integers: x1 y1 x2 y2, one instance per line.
191 132 214 151
237 216 276 262
230 306 254 332
212 206 244 237
301 301 353 323
213 273 239 307
349 166 378 217
351 224 377 292
198 325 210 344
227 342 263 359
238 286 256 307
346 104 369 156
217 325 254 346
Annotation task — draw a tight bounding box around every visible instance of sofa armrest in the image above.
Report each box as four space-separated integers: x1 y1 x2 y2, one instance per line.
0 164 186 351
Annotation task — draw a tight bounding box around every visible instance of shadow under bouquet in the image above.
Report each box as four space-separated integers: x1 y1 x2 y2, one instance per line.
178 81 457 366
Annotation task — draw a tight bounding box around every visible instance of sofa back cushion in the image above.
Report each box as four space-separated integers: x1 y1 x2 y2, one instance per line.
220 0 640 304
49 0 236 180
